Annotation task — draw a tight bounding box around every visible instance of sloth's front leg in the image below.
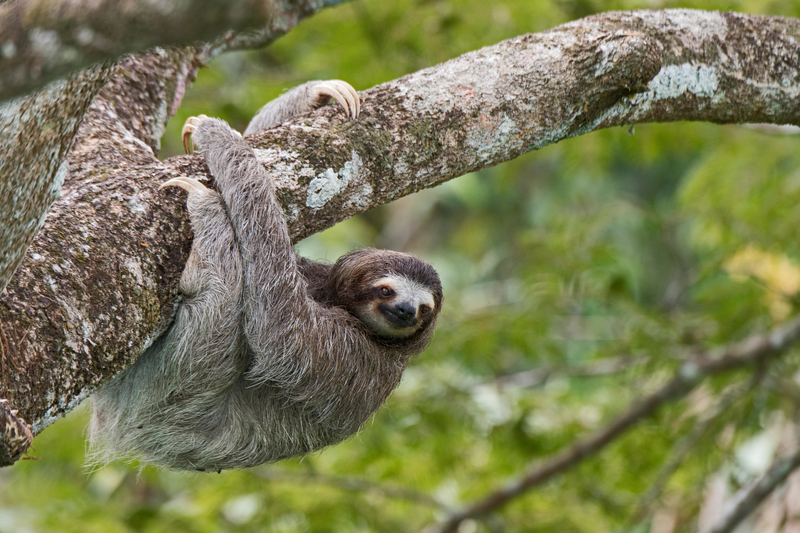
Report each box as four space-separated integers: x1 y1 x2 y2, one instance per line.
244 79 360 136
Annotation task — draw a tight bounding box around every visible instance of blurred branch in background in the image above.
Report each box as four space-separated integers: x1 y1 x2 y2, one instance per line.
707 442 800 533
631 379 757 523
491 355 650 390
432 315 800 532
251 467 446 510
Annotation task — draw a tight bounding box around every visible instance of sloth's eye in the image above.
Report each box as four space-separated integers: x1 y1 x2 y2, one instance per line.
379 286 394 298
420 305 431 315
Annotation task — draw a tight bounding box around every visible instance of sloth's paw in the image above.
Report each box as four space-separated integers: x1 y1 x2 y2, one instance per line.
309 80 360 119
181 114 209 154
160 176 209 197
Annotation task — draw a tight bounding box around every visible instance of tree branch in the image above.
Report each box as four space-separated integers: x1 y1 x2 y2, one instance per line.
707 442 800 533
491 355 649 390
0 63 113 296
0 0 351 296
429 316 800 533
2 9 800 465
630 379 756 523
0 0 352 101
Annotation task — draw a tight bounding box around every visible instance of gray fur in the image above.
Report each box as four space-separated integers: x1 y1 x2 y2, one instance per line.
244 81 324 136
89 82 442 471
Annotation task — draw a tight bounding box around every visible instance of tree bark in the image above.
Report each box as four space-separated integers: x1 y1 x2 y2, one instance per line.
0 0 353 101
2 9 800 466
0 65 113 297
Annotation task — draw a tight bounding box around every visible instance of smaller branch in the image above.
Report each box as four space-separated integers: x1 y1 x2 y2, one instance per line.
430 316 800 533
436 371 695 533
707 443 800 533
767 375 800 404
251 467 445 510
0 402 33 466
631 378 756 522
492 355 649 390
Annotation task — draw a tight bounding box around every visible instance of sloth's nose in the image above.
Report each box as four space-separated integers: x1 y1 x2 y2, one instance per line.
394 302 416 320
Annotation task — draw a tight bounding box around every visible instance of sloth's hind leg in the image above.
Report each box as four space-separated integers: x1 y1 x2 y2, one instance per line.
90 173 246 468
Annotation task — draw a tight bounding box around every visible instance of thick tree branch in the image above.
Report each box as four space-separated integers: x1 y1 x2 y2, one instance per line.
0 51 200 463
2 9 800 465
0 64 113 294
0 0 352 101
430 316 800 533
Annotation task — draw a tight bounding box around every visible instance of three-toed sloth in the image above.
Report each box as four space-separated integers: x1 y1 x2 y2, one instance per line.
90 80 443 471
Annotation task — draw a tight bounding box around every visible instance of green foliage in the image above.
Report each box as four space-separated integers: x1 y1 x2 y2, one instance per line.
5 0 800 531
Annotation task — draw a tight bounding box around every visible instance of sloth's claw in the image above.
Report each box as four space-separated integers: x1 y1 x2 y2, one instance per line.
160 177 208 194
312 80 360 119
181 114 208 154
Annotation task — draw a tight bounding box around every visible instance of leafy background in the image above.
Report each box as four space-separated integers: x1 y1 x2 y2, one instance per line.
4 0 800 531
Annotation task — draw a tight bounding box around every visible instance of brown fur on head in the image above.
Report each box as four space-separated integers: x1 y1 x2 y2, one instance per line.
328 248 443 347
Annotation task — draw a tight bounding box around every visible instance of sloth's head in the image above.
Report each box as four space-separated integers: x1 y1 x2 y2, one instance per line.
331 248 443 343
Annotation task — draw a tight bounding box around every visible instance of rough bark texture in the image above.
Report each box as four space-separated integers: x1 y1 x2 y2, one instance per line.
1 9 800 466
0 0 352 100
0 65 113 295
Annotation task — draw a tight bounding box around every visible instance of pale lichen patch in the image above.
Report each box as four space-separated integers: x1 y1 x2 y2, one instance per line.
466 113 521 162
597 63 721 123
253 147 308 191
306 169 342 209
649 64 719 99
305 150 363 208
34 387 93 433
127 195 148 215
124 258 144 286
345 183 374 210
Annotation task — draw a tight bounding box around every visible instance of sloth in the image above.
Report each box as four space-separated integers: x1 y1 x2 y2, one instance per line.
89 80 443 471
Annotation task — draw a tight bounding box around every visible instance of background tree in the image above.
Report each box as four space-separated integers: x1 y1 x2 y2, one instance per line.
3 0 800 532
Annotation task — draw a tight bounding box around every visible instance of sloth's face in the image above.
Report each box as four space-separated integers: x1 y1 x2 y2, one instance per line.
354 274 437 338
331 248 443 342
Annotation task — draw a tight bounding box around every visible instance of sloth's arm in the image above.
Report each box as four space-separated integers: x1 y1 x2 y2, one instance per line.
187 114 370 387
243 80 359 136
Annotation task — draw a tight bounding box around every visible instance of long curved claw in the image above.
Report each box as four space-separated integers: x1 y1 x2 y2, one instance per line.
312 80 360 119
160 177 209 194
181 114 208 153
